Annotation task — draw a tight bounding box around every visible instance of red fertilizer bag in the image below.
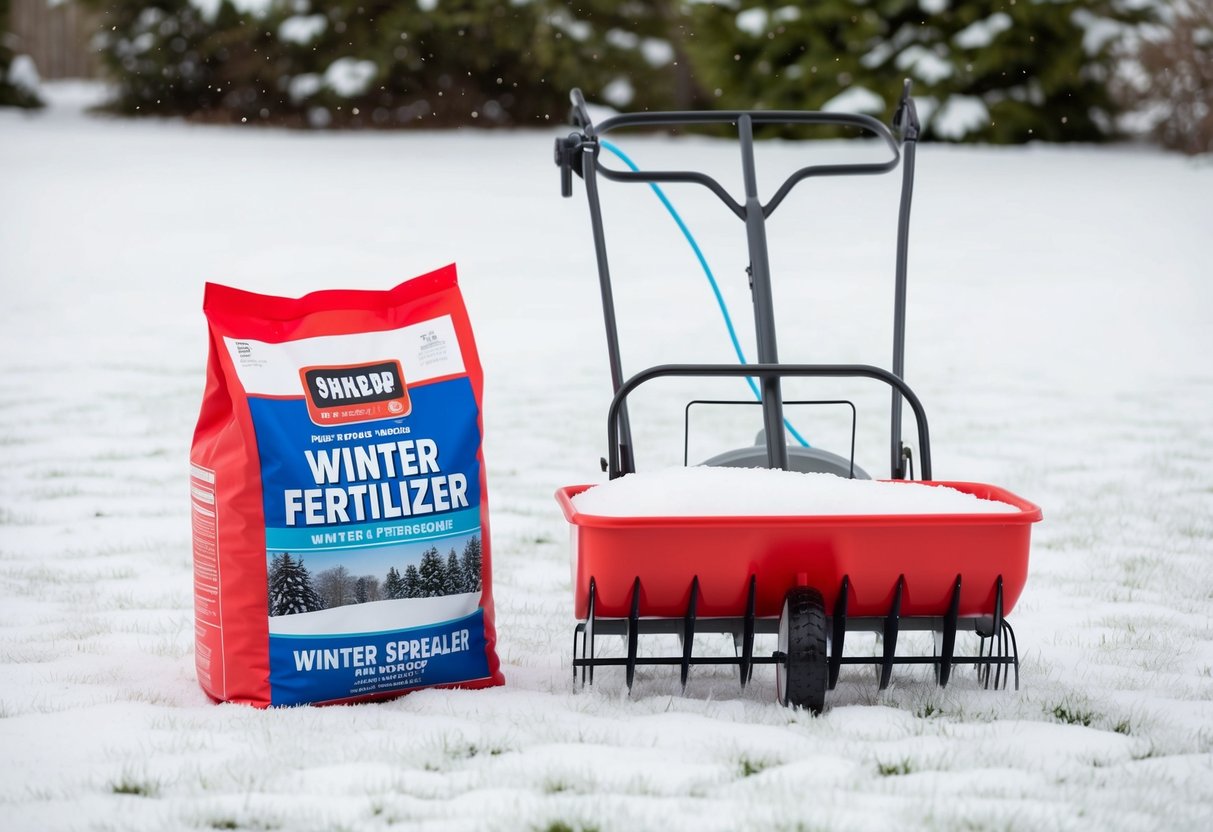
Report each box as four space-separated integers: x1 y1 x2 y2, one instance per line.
190 264 503 706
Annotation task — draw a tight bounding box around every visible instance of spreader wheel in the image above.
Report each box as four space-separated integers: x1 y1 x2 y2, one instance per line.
776 587 829 714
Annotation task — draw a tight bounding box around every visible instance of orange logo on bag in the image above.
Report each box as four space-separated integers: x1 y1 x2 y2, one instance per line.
299 360 411 425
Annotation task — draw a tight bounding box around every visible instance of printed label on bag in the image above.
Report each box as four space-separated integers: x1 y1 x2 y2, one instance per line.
299 360 412 425
223 318 488 704
268 609 490 706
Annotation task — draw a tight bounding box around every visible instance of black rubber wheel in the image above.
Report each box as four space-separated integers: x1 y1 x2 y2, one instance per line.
776 587 829 714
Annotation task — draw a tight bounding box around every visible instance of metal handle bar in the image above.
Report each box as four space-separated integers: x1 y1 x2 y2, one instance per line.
568 89 902 220
606 363 931 481
569 87 593 130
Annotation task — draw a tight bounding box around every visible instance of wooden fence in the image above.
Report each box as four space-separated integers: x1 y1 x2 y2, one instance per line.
7 0 100 79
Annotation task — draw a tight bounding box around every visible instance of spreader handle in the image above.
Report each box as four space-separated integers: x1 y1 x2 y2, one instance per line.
569 88 593 131
583 109 902 220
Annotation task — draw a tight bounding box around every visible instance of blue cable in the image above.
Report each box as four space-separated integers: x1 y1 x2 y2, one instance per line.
598 138 810 448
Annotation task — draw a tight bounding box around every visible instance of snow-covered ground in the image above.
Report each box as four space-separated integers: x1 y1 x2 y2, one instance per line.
1 83 1211 831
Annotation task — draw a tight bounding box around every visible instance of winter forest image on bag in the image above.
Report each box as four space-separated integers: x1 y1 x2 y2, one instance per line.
267 534 483 617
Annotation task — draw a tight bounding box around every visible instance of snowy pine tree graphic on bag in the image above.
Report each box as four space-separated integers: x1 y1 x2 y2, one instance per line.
267 553 323 616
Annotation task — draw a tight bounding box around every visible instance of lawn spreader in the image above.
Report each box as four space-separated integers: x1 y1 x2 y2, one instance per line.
552 83 1042 713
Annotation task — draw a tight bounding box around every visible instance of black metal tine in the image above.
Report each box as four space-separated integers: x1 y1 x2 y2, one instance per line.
992 625 1001 690
938 575 961 688
829 576 850 690
980 625 989 688
587 578 597 686
625 577 641 691
992 632 1001 689
999 624 1011 690
980 632 992 689
879 575 905 690
1006 620 1021 691
740 575 756 688
573 623 582 683
992 576 1005 642
992 576 1005 690
681 576 699 689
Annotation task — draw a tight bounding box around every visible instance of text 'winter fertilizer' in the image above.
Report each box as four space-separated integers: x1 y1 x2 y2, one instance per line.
191 264 502 706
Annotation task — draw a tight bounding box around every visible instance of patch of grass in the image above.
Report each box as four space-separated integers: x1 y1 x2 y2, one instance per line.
419 736 511 771
445 740 480 760
1132 743 1162 761
538 824 599 832
916 702 941 719
938 818 1017 832
24 784 56 801
207 818 279 831
738 756 770 777
122 687 181 707
428 734 505 766
1114 719 1133 735
0 506 37 525
109 776 160 797
876 759 913 777
543 778 571 794
1052 704 1095 727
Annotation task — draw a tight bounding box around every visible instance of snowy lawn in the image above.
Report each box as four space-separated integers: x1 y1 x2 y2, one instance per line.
1 83 1212 831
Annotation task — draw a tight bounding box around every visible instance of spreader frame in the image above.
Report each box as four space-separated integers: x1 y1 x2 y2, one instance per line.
555 84 1038 710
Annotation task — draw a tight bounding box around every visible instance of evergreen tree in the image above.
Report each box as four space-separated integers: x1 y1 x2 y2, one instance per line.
354 575 380 604
268 552 290 615
268 553 324 616
0 0 43 109
384 566 405 600
267 552 284 614
460 536 482 594
687 0 1155 143
446 549 463 594
79 0 686 127
77 0 1161 142
418 546 446 597
402 563 421 599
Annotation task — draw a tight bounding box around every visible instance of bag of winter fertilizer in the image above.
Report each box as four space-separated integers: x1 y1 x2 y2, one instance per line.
190 264 503 706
